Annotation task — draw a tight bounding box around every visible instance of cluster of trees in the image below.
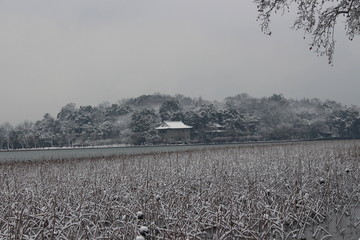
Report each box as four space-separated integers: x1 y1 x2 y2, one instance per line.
1 93 360 149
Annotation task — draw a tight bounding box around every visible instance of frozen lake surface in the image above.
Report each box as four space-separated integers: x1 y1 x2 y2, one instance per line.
0 144 225 162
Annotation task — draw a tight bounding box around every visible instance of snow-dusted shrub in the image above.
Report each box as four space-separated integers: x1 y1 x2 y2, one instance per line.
0 140 359 239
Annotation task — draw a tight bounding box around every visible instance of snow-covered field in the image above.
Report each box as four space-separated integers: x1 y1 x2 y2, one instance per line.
1 141 360 239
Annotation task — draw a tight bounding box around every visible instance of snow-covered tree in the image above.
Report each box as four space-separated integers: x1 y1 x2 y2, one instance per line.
159 99 184 121
131 109 159 144
255 0 360 63
34 113 57 147
15 121 35 148
0 122 13 150
331 109 360 138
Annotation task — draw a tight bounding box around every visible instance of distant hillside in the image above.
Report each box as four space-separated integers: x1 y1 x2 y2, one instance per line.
1 93 359 149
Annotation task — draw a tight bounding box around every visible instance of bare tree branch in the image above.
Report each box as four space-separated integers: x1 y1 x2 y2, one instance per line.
254 0 360 64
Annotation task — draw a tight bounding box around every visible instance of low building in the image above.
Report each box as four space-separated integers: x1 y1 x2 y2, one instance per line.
155 121 192 143
206 123 225 135
205 123 227 142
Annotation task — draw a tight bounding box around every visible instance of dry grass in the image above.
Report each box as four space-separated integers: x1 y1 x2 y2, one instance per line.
1 141 360 239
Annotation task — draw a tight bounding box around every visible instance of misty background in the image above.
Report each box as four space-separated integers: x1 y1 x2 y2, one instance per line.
1 0 359 124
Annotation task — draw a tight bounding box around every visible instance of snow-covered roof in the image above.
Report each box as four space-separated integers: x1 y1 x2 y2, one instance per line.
155 121 192 130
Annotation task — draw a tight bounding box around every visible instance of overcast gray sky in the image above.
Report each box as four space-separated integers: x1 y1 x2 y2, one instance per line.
1 0 359 124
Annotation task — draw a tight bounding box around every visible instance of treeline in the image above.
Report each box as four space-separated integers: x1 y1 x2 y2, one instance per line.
1 93 360 149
